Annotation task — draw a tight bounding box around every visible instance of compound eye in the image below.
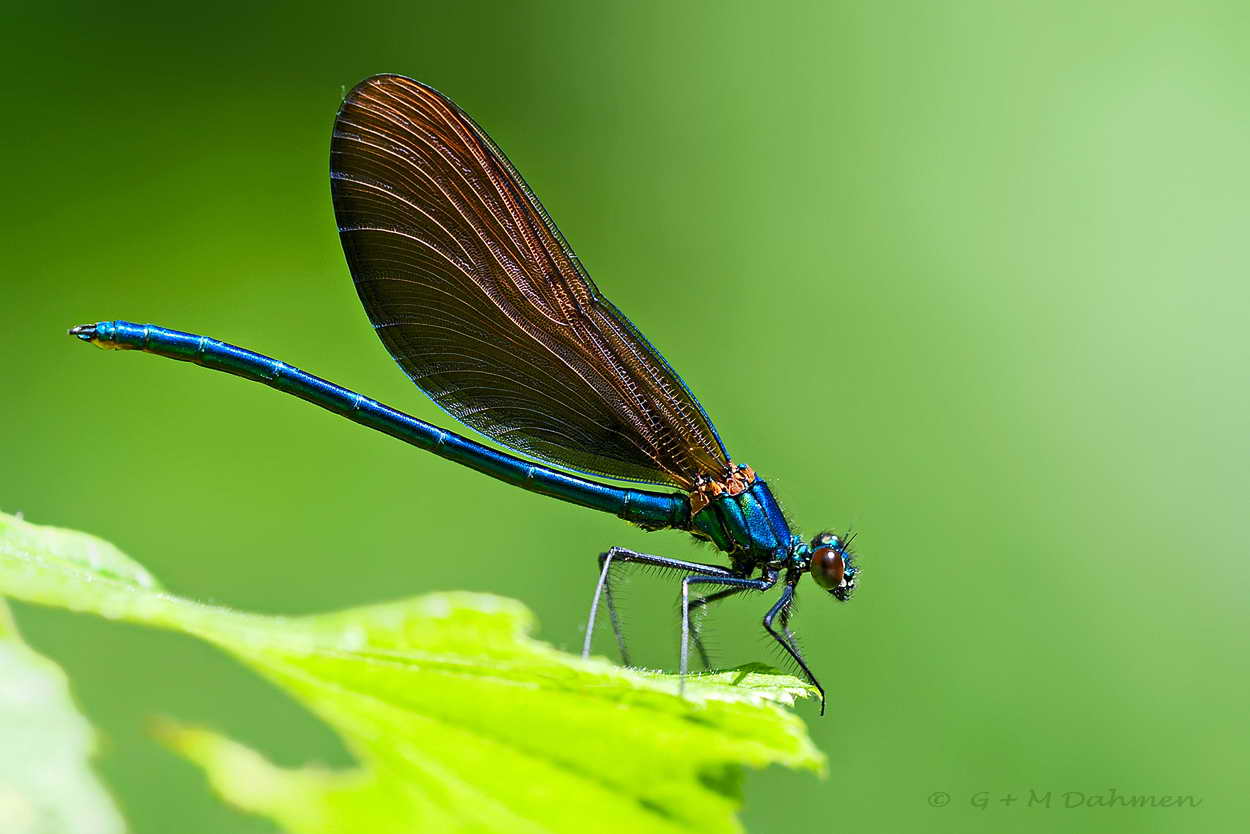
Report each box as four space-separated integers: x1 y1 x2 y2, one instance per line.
809 546 845 590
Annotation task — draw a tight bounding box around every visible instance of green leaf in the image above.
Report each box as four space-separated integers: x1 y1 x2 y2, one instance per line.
0 598 126 834
0 511 824 834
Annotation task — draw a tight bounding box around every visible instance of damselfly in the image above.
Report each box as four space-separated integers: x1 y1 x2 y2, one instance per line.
70 75 858 710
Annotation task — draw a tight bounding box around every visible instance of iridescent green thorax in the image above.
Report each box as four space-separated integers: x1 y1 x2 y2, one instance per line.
687 474 799 568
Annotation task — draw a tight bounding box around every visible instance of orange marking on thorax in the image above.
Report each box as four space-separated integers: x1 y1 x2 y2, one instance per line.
688 464 757 519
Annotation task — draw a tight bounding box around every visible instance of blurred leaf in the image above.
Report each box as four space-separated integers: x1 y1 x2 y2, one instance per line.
0 598 126 834
0 511 824 834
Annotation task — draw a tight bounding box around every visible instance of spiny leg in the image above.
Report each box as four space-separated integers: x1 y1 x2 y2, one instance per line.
687 586 753 670
586 550 629 664
582 547 736 665
774 597 811 683
762 582 826 714
680 571 779 696
777 593 799 646
766 586 812 681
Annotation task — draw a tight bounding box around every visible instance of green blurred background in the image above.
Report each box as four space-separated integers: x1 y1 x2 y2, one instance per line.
4 1 1248 832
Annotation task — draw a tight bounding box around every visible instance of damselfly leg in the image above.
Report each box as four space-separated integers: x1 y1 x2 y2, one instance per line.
686 585 754 669
582 547 788 698
680 572 777 692
582 547 738 665
763 582 826 713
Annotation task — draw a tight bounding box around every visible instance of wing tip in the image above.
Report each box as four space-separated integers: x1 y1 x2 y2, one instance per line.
342 74 446 103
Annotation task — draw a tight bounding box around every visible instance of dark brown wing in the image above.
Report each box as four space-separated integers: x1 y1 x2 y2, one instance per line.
330 74 729 488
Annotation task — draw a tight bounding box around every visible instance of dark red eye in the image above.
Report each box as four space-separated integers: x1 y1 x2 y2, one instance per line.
809 546 845 590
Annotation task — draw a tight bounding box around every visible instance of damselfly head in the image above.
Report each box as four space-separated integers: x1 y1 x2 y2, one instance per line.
807 531 857 601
